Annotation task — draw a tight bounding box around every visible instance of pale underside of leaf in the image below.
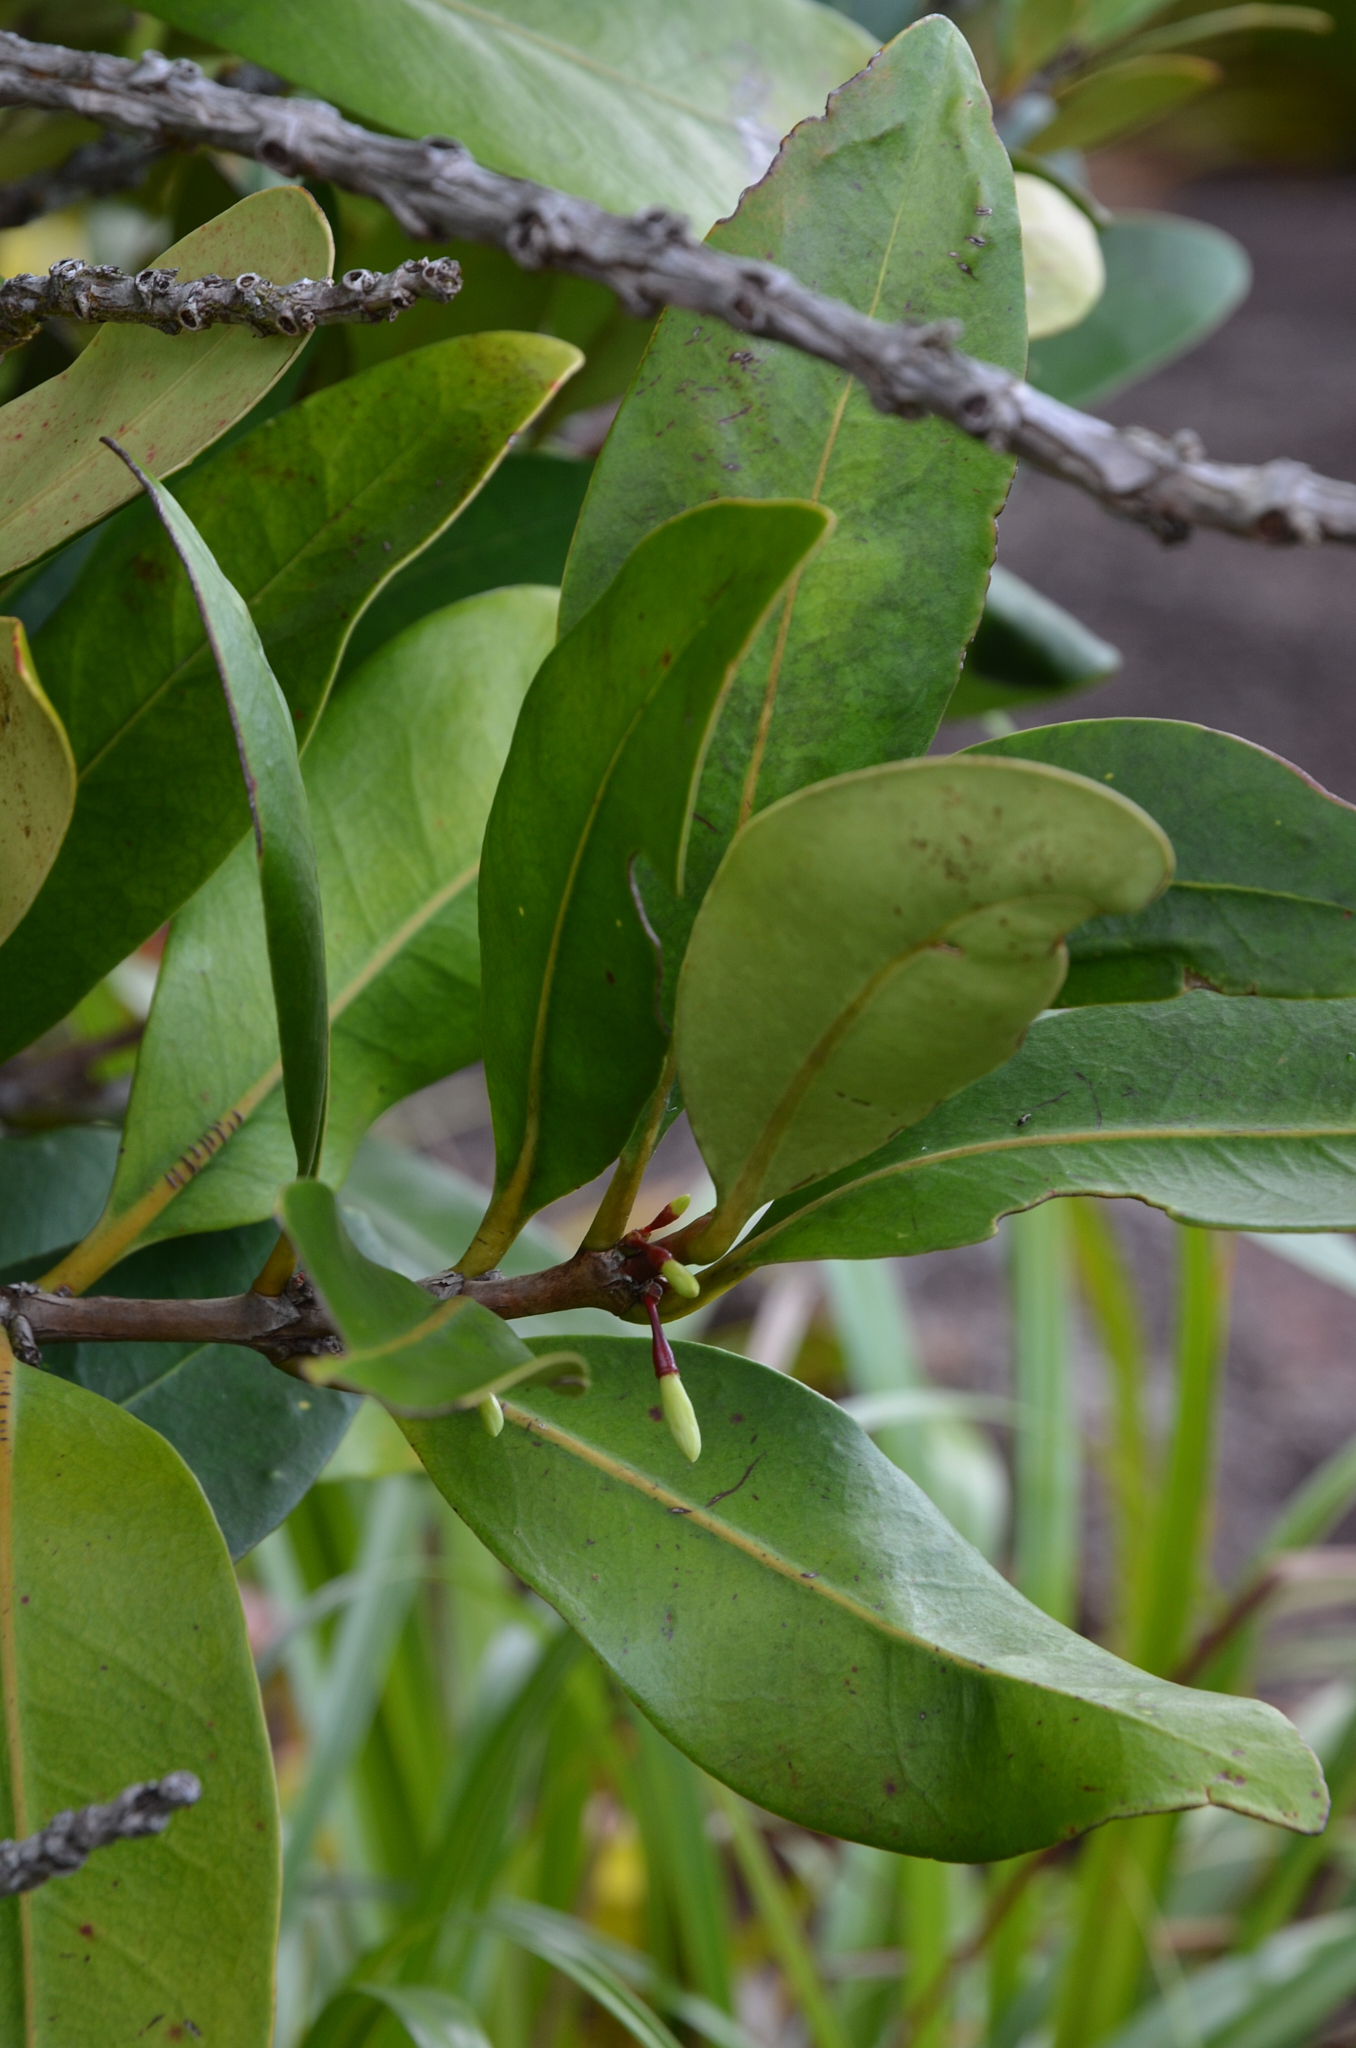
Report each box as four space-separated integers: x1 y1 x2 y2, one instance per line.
0 619 74 945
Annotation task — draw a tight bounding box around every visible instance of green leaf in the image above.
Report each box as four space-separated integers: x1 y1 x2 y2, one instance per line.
699 992 1356 1288
562 16 1027 897
338 453 592 682
1027 213 1250 407
676 757 1172 1261
49 586 557 1290
483 1901 684 2048
469 500 830 1271
1029 56 1220 153
0 619 73 944
946 566 1120 719
0 332 579 1067
0 186 331 578
0 1356 279 2044
402 1335 1327 1859
45 1222 357 1559
146 0 873 232
968 720 1356 1000
0 1127 118 1275
115 450 330 1183
278 1179 546 1414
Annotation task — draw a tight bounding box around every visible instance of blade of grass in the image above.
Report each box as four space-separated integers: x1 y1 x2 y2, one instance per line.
708 1781 851 2048
1070 1199 1152 1651
282 1476 432 1917
629 1713 732 2011
901 1858 950 2048
1009 1202 1078 1623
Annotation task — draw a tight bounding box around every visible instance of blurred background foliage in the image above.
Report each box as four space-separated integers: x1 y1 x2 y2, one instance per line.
1 1 1355 2046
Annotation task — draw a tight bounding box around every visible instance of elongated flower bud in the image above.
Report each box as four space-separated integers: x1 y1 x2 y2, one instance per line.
478 1392 505 1438
659 1257 700 1300
660 1370 702 1463
645 1293 701 1461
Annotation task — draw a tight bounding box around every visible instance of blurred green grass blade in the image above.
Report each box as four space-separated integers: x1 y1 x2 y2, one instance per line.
901 1858 951 2048
477 1904 760 2048
1009 1203 1078 1625
481 1901 684 2048
282 1476 431 1915
1101 1912 1356 2048
394 1625 586 1986
111 446 329 1179
1055 1814 1179 2048
1070 1200 1152 1651
358 1984 494 2048
1239 1700 1356 1944
629 1714 732 2011
1136 1229 1233 1675
709 1783 851 2048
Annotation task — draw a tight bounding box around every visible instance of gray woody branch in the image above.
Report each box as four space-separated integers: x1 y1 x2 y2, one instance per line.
0 252 461 350
0 34 1346 545
0 1773 201 1897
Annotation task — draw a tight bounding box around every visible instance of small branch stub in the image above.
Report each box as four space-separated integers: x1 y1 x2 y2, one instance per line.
0 1772 202 1896
0 253 461 353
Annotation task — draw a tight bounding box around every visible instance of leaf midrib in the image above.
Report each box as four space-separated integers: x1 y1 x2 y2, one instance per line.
712 890 1090 1234
500 1392 1275 1773
735 102 932 825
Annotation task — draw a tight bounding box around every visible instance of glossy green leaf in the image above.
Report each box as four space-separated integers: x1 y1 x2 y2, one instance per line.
146 0 873 233
676 757 1173 1260
56 588 554 1289
339 453 592 682
469 501 830 1272
278 1179 550 1414
1029 56 1219 153
403 1335 1326 1860
0 619 73 944
699 993 1356 1289
0 1127 118 1276
120 451 330 1183
562 16 1027 899
946 566 1120 719
0 332 579 1066
0 186 331 578
1027 213 1250 407
45 1222 357 1559
0 1357 279 2044
968 720 1356 1001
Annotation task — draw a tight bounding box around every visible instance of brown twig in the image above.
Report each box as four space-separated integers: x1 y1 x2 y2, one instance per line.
0 251 461 352
0 1241 670 1367
0 1773 200 1896
0 32 1345 544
